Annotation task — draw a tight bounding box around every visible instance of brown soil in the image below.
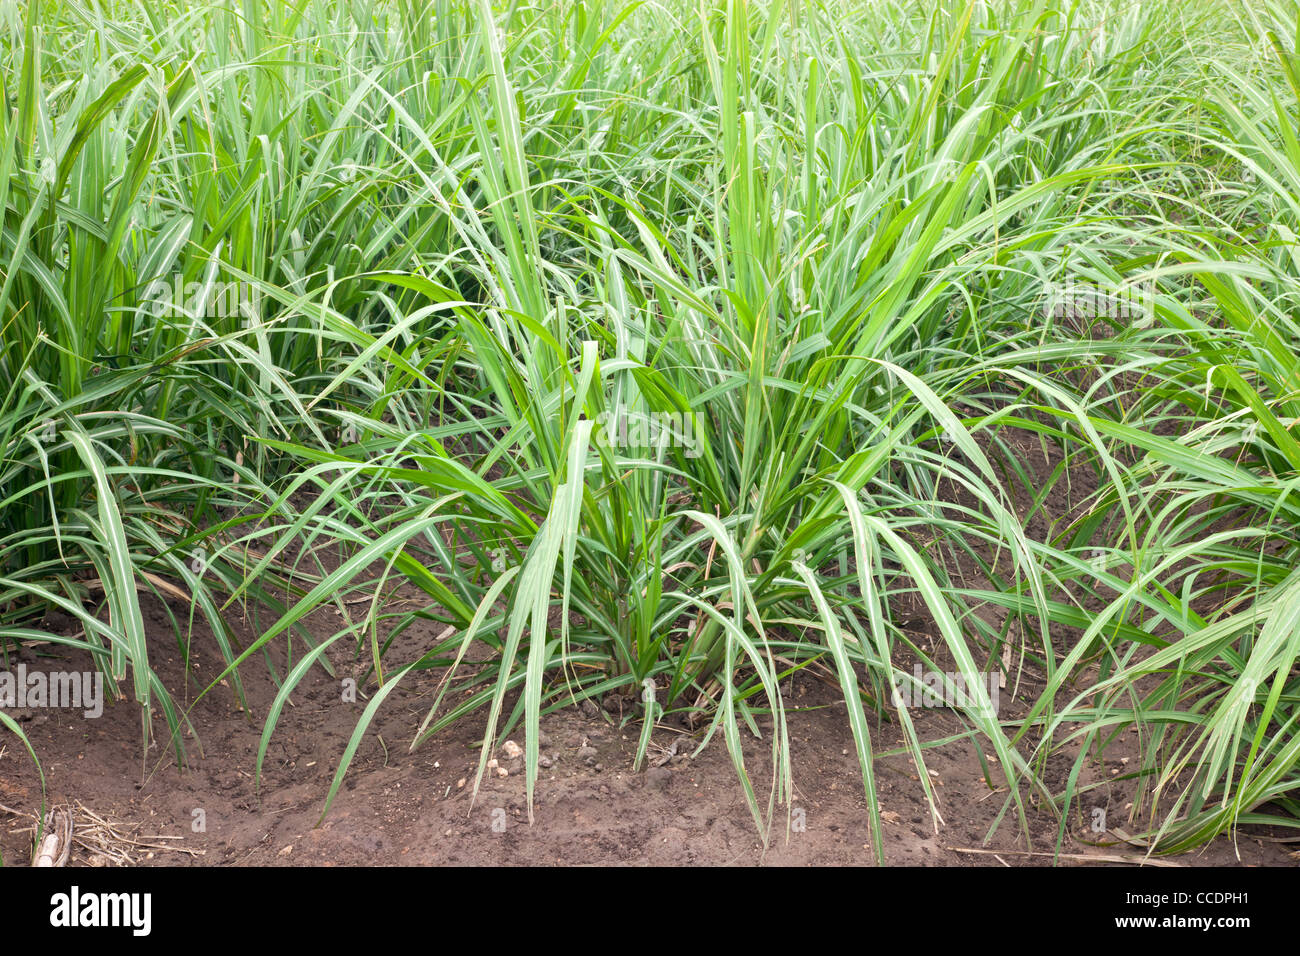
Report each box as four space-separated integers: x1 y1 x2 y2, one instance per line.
1 423 1294 868
0 586 1291 868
